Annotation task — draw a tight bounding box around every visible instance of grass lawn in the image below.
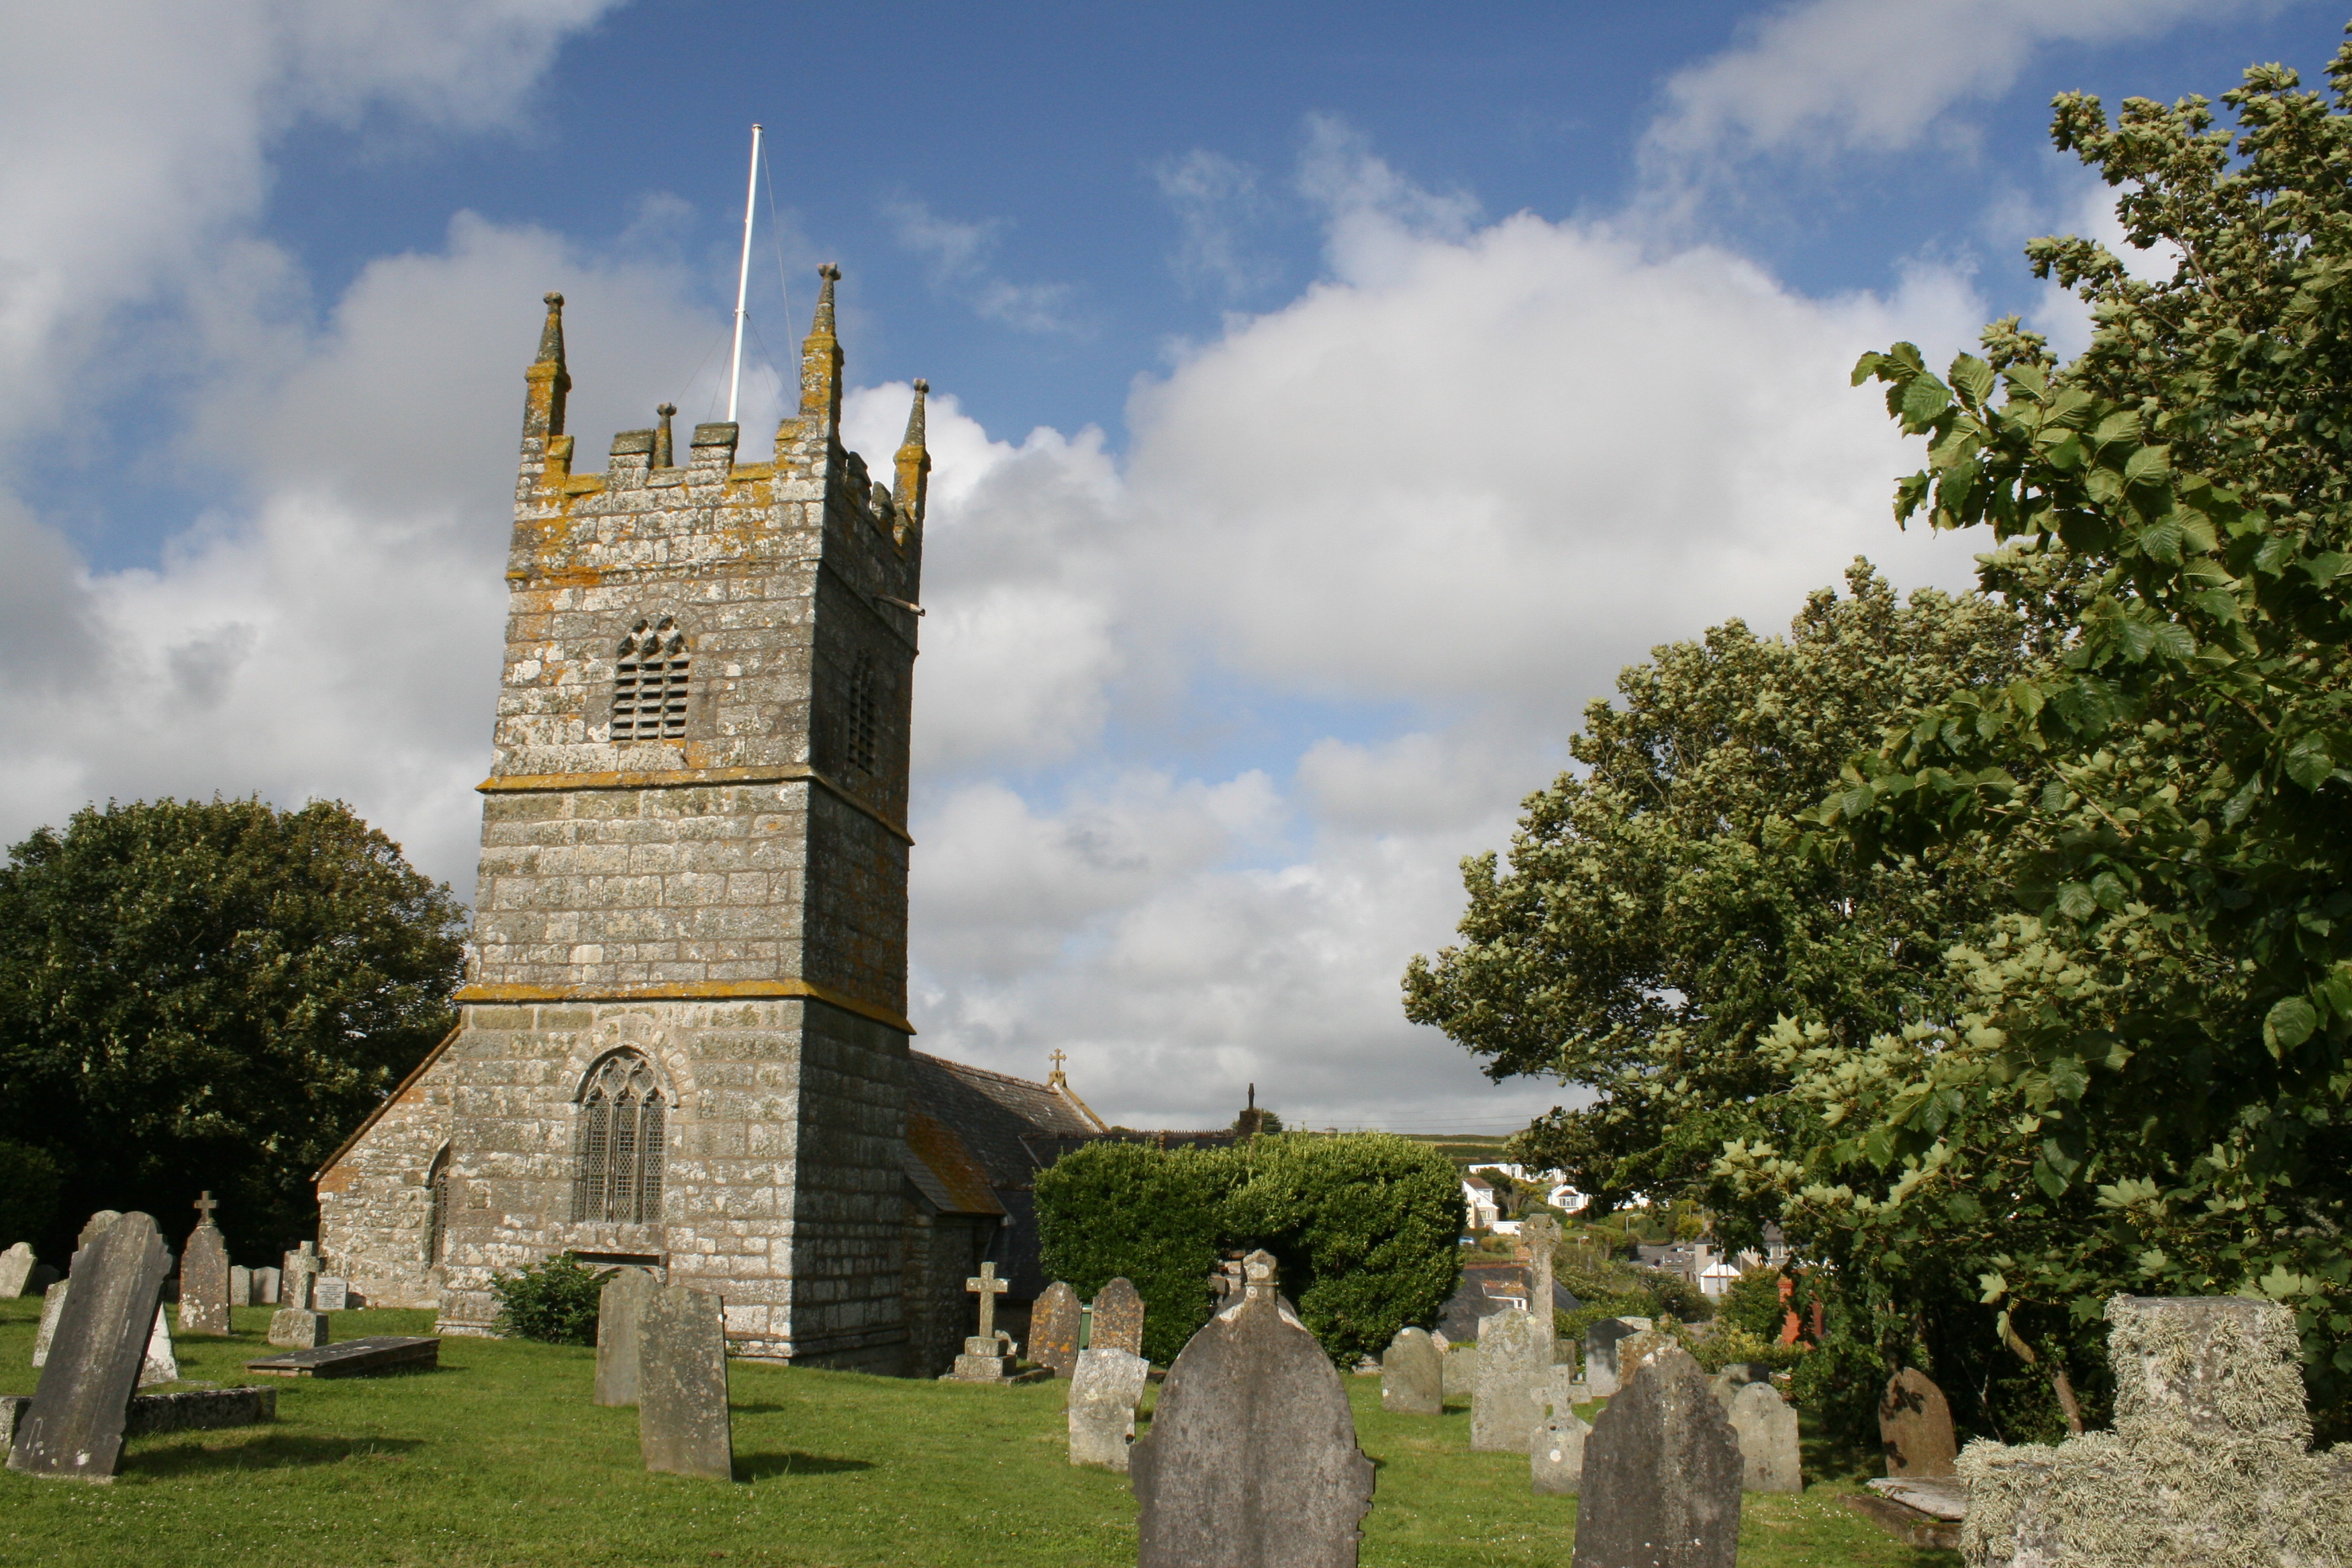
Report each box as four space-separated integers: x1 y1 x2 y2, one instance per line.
0 1297 1957 1567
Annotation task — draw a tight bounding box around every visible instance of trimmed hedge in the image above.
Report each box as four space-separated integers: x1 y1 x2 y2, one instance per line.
1035 1132 1464 1367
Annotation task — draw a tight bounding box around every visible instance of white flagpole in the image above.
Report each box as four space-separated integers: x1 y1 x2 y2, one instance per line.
726 124 763 424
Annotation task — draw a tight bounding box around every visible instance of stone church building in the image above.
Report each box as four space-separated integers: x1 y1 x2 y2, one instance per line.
315 274 1105 1375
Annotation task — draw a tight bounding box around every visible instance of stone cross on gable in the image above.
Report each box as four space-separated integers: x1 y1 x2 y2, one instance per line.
965 1262 1010 1340
191 1192 219 1227
1522 1212 1562 1317
1048 1048 1069 1087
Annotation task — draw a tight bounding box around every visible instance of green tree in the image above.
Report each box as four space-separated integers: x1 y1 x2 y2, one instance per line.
1035 1139 1231 1365
1403 565 2031 1218
0 797 465 1263
1728 29 2352 1442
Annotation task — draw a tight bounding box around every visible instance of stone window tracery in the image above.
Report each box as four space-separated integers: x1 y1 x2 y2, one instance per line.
612 617 689 741
570 1051 667 1225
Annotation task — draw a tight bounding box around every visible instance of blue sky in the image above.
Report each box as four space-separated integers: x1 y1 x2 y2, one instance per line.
2 0 2340 1130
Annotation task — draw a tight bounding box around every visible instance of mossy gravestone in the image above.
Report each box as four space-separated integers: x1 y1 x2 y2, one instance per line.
178 1197 230 1337
7 1211 173 1481
1068 1346 1150 1471
1571 1345 1741 1568
1130 1251 1375 1568
1727 1381 1801 1493
1879 1365 1957 1477
1471 1308 1548 1452
1032 1281 1082 1377
1381 1326 1442 1416
1091 1277 1145 1359
638 1282 732 1481
595 1267 657 1406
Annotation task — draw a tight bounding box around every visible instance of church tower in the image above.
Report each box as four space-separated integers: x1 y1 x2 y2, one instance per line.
316 271 929 1368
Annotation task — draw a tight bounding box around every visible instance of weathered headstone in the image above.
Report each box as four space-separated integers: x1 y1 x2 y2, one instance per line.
1571 1346 1742 1568
1130 1251 1375 1568
0 1242 35 1297
1878 1365 1957 1477
254 1266 281 1305
1708 1361 1773 1412
1441 1343 1478 1400
140 1306 179 1386
1067 1346 1150 1470
1963 1295 2352 1567
6 1210 173 1481
947 1261 1019 1381
246 1336 438 1378
1031 1281 1083 1377
313 1276 350 1312
1091 1276 1146 1359
73 1210 123 1258
179 1197 230 1336
229 1265 252 1308
1471 1308 1549 1453
31 1281 68 1366
1531 1407 1592 1495
638 1281 732 1481
1728 1380 1802 1492
280 1242 319 1311
595 1267 657 1406
1380 1326 1442 1415
267 1304 329 1349
1583 1316 1655 1399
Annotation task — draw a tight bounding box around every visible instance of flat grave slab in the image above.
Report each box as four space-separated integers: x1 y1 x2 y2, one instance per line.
245 1336 439 1379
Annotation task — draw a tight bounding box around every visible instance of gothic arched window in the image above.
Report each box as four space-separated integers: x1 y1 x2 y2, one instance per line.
612 617 689 741
571 1052 667 1224
848 651 878 773
424 1146 450 1263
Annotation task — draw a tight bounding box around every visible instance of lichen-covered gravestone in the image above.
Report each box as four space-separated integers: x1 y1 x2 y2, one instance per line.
74 1211 123 1257
1879 1366 1958 1477
596 1267 657 1406
268 1241 327 1349
1583 1316 1653 1399
1130 1251 1375 1568
1961 1295 2352 1567
1728 1381 1801 1492
1571 1345 1742 1568
1032 1281 1082 1377
1381 1326 1442 1416
313 1276 350 1312
1472 1308 1549 1453
1091 1277 1146 1359
7 1210 173 1481
638 1281 732 1481
179 1195 230 1336
0 1242 34 1297
1530 1395 1592 1496
1441 1343 1478 1400
948 1262 1019 1382
1068 1346 1150 1470
228 1265 252 1310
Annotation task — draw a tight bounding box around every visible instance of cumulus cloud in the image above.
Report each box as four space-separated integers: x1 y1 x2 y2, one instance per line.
1156 150 1284 301
883 197 1088 336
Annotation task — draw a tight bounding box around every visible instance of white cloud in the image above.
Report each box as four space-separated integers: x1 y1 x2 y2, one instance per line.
1639 0 2294 202
883 196 1087 336
1157 150 1283 300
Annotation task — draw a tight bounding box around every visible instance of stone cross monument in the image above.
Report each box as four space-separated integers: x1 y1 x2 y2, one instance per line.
946 1262 1018 1383
1522 1212 1562 1320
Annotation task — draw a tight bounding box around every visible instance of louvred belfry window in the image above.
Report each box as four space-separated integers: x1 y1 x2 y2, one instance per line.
570 1052 668 1224
848 652 879 773
612 617 689 740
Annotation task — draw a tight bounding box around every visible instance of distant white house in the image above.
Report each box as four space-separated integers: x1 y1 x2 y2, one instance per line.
1462 1175 1502 1231
1465 1163 1589 1218
1698 1258 1743 1297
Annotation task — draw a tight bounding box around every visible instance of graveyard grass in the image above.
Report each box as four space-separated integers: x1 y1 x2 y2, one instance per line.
0 1300 1955 1567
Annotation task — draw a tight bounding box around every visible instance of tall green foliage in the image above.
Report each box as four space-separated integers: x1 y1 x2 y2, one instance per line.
1034 1133 1464 1366
0 797 465 1262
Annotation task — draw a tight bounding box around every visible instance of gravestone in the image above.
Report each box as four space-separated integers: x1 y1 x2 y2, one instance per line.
596 1267 657 1406
280 1242 319 1311
947 1261 1018 1381
1571 1346 1742 1568
267 1304 328 1349
246 1337 438 1378
1708 1361 1773 1412
254 1266 280 1305
1963 1295 2352 1567
229 1265 252 1308
1878 1366 1957 1477
1471 1308 1549 1453
1130 1251 1375 1568
6 1210 173 1481
1441 1344 1478 1400
638 1282 732 1481
73 1210 123 1257
1031 1281 1082 1377
179 1196 230 1336
0 1242 34 1297
140 1306 179 1386
313 1276 350 1312
1380 1326 1442 1415
31 1281 68 1366
1067 1346 1150 1471
1531 1408 1592 1496
1583 1316 1654 1398
1091 1277 1146 1359
1728 1380 1802 1492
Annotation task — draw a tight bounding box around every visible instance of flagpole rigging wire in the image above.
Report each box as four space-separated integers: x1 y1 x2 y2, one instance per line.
726 124 763 424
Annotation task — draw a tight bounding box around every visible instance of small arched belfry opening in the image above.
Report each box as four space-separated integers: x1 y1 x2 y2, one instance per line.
570 1050 668 1224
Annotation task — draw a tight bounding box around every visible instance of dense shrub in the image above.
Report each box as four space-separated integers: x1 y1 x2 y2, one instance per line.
1036 1132 1465 1367
1225 1133 1463 1366
1715 1267 1788 1341
491 1252 604 1344
1036 1140 1230 1365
